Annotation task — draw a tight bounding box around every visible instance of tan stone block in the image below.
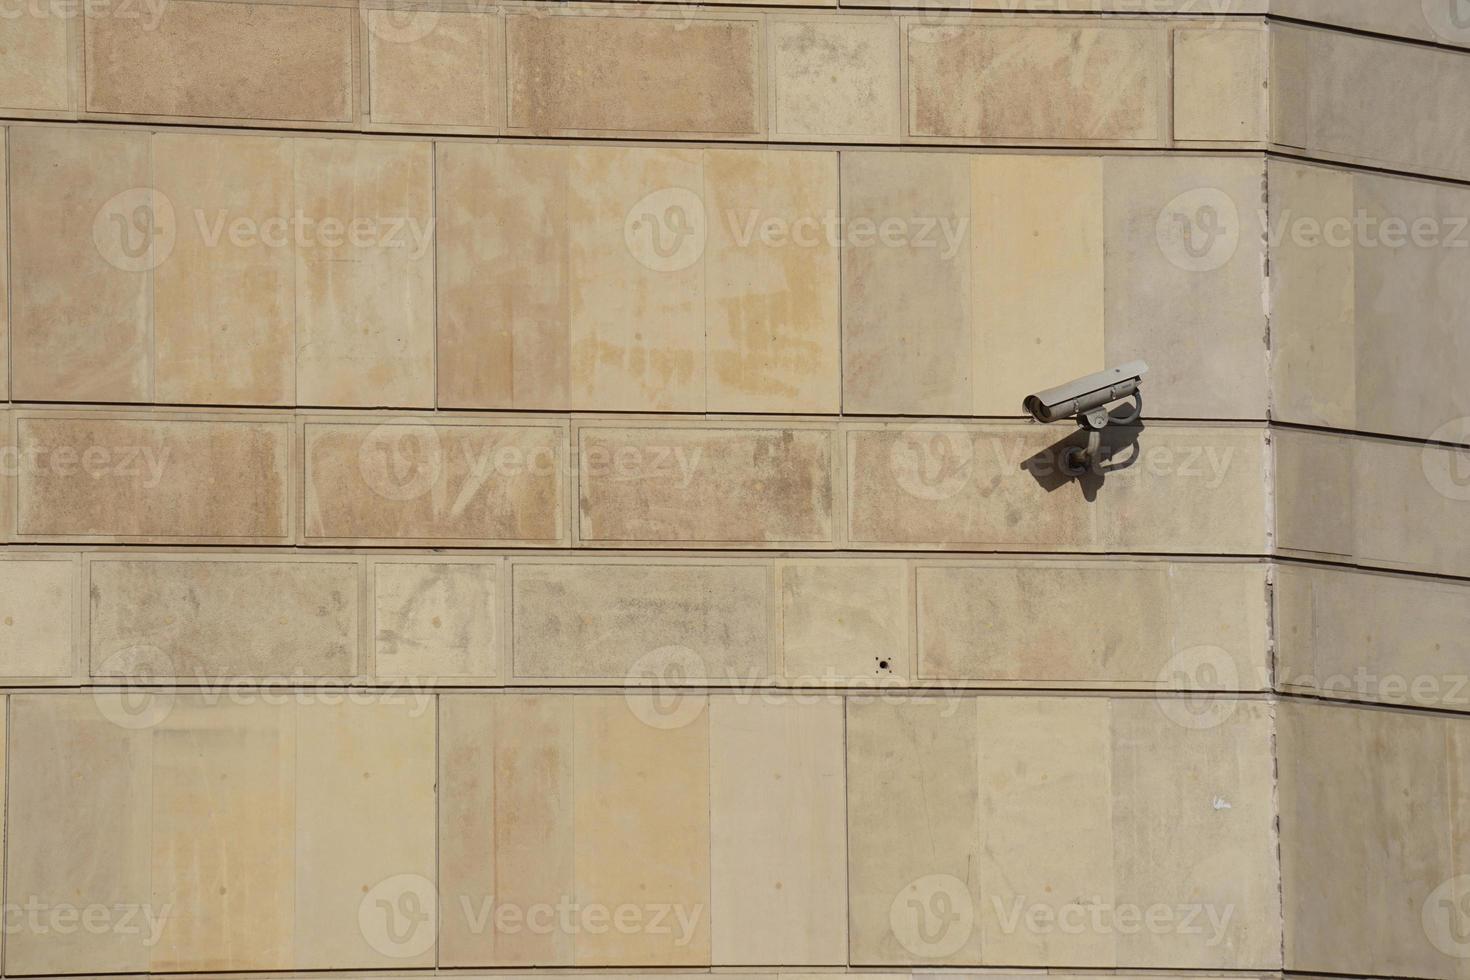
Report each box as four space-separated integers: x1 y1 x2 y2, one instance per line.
568 146 705 412
705 148 841 413
710 697 847 965
0 15 72 112
1272 426 1353 559
578 425 834 545
847 696 981 965
573 695 711 965
10 126 151 402
507 11 760 136
294 138 434 408
17 416 291 542
769 17 899 141
435 141 570 410
1 128 7 402
374 561 498 680
1173 27 1268 142
294 699 438 969
841 152 972 415
907 21 1166 142
152 132 295 406
439 694 576 967
1271 0 1445 44
88 558 358 680
0 555 76 679
303 420 565 545
1267 160 1356 430
917 561 1269 689
779 560 908 682
1111 699 1280 968
512 561 769 681
84 0 354 123
368 10 503 130
972 155 1104 416
1103 155 1268 419
0 409 12 541
1353 435 1470 578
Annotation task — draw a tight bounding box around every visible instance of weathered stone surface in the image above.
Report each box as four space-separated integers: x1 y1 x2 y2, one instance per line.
84 0 354 123
367 10 503 130
769 17 899 141
579 426 834 545
0 128 6 401
1272 0 1470 49
0 15 72 112
89 558 358 679
0 556 76 679
779 560 908 682
17 416 291 542
374 561 499 680
1173 26 1268 142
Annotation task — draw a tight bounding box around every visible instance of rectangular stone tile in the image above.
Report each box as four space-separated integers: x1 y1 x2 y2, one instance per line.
841 151 972 415
1111 699 1280 968
153 132 295 406
779 560 909 683
573 695 711 965
512 561 769 681
374 561 498 681
436 141 571 410
0 555 77 679
84 0 354 123
1103 155 1269 419
1173 26 1268 142
710 697 847 965
304 421 565 545
1 409 12 541
294 699 438 969
917 561 1269 689
89 557 358 680
439 694 576 967
17 416 291 542
1355 435 1470 578
507 12 760 136
579 426 834 545
1272 427 1354 559
705 148 841 413
1276 563 1470 712
906 21 1167 142
972 155 1104 416
10 126 152 402
769 16 900 142
367 10 503 130
294 138 434 408
0 15 72 112
1 128 7 401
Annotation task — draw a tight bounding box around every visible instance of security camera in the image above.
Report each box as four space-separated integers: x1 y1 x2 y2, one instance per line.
1022 361 1148 466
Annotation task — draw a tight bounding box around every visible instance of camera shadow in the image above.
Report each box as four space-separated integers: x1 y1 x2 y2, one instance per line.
1021 415 1146 503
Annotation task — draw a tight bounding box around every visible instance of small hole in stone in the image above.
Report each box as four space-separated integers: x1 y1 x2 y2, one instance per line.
877 659 891 671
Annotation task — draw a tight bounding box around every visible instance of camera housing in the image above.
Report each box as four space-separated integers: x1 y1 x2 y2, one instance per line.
1022 361 1148 467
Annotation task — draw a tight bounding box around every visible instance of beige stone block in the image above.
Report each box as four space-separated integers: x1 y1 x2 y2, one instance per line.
0 556 76 679
294 138 434 408
294 700 438 969
439 694 576 967
769 17 899 141
1268 22 1309 150
1267 160 1356 430
10 126 152 402
1173 27 1268 142
152 132 295 406
304 421 565 545
841 152 972 415
705 148 841 413
1270 0 1447 45
573 695 711 965
917 561 1269 689
1272 426 1353 559
507 12 761 136
972 155 1105 416
0 15 72 111
1103 155 1269 419
568 146 705 412
0 128 7 402
710 697 847 965
84 0 354 123
1111 699 1280 968
17 416 291 542
779 560 908 682
89 558 358 680
368 10 502 130
579 426 834 545
513 561 769 681
436 141 570 410
907 21 1166 142
1354 435 1470 578
374 561 498 680
1 409 12 541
